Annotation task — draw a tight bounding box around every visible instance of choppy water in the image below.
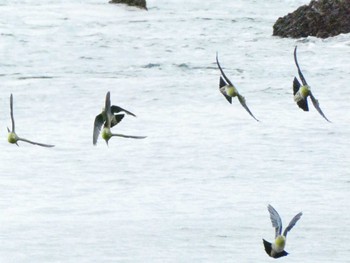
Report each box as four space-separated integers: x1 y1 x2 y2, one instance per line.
1 0 350 262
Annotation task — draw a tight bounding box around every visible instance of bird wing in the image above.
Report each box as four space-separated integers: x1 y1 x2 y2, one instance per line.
111 114 125 128
294 46 308 86
293 77 301 96
309 92 331 122
283 212 302 237
111 105 136 117
10 94 15 132
111 133 147 139
105 91 112 128
18 137 54 147
216 52 234 87
268 204 282 238
237 94 259 121
93 113 104 145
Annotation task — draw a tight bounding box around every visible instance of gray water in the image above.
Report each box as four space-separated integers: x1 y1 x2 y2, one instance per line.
1 0 350 262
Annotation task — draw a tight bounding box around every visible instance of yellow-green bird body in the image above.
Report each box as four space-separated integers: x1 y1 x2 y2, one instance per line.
224 85 239 98
8 132 18 144
101 127 112 142
299 85 310 98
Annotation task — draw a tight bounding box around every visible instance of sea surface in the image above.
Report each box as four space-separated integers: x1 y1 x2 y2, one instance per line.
1 0 350 262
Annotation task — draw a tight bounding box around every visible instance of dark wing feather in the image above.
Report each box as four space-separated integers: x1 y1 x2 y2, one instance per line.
237 94 259 121
93 113 104 145
293 77 301 96
219 76 227 88
216 52 234 86
111 114 125 128
262 239 272 256
294 46 308 86
283 212 302 237
111 105 136 117
309 92 331 122
297 97 309 111
223 94 232 104
10 94 15 132
273 250 289 258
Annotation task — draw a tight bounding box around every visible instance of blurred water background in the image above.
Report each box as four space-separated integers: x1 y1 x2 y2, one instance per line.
1 0 350 262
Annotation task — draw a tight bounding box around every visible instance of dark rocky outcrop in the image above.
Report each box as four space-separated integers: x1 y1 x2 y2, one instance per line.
273 0 350 38
109 0 147 10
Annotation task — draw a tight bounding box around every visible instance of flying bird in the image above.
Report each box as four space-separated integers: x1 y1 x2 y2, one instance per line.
93 94 137 145
7 94 54 148
293 46 331 122
263 204 302 258
216 53 259 122
94 91 146 146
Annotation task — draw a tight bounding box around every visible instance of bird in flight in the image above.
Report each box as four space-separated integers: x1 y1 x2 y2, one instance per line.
93 93 137 145
7 94 54 148
216 53 259 122
293 46 331 122
94 91 146 146
263 204 302 258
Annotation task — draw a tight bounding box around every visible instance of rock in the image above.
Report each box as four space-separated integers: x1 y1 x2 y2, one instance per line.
273 0 350 38
109 0 147 10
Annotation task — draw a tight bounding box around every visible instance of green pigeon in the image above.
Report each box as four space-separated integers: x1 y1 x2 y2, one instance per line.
7 94 54 148
263 204 302 258
293 46 331 122
216 53 259 122
94 91 146 146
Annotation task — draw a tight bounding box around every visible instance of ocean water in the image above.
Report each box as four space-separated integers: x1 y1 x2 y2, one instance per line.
1 0 350 262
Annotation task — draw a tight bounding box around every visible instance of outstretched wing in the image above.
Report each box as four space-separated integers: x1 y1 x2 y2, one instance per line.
283 212 302 237
18 137 54 148
268 204 282 238
111 105 136 117
294 46 308 86
105 91 112 128
93 113 104 145
237 94 259 122
309 92 331 122
216 52 234 87
10 94 15 132
111 133 147 139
